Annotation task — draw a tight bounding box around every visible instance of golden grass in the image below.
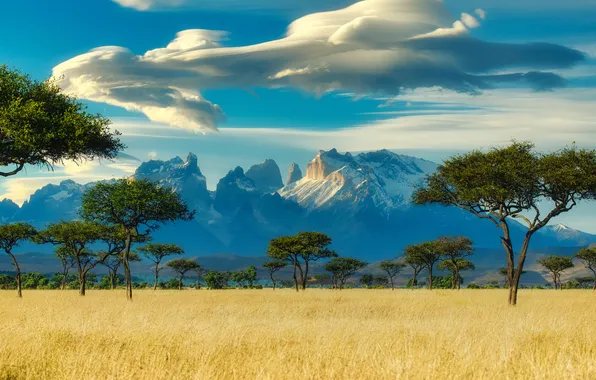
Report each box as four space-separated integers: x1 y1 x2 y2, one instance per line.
0 289 595 380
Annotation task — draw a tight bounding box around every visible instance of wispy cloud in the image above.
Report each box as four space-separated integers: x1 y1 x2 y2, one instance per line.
54 0 584 132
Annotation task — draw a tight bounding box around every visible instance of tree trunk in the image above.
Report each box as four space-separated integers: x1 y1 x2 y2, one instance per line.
455 267 461 290
411 272 417 290
178 275 183 290
428 267 433 290
79 273 86 296
501 222 516 304
591 270 596 290
153 263 160 291
75 255 85 296
292 260 299 292
301 260 309 290
109 271 116 290
270 274 276 290
123 232 133 300
389 276 395 290
8 252 22 298
508 232 533 306
61 265 68 291
296 261 304 291
551 273 558 290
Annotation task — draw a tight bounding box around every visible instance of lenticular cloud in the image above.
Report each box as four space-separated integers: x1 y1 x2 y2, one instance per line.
53 0 585 132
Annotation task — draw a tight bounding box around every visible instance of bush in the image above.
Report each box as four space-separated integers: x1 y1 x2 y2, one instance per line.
467 283 481 289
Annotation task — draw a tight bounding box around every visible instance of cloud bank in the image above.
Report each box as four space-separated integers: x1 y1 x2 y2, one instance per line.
54 0 585 132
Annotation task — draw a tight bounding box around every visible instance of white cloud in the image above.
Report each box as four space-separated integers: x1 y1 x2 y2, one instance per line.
111 0 354 12
54 0 585 133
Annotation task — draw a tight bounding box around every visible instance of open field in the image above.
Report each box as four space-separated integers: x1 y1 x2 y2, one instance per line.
0 290 595 379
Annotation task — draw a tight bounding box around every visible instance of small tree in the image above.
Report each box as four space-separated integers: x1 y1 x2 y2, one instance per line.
37 221 108 296
325 258 367 290
574 247 596 290
263 260 286 290
360 274 374 288
379 260 406 290
413 142 596 305
102 252 141 290
54 245 77 290
374 275 390 288
204 271 231 289
435 236 474 290
192 266 205 289
81 179 195 300
246 266 257 288
538 255 574 290
167 259 200 290
404 242 442 290
138 244 184 290
499 267 527 289
403 254 425 289
0 223 37 297
438 259 475 289
0 65 123 178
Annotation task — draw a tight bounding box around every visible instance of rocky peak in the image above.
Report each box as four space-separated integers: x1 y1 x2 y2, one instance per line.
182 153 202 175
286 163 303 186
305 149 356 180
245 159 284 193
214 167 261 216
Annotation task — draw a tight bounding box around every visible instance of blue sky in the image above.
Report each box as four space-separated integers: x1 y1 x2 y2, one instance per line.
2 0 596 230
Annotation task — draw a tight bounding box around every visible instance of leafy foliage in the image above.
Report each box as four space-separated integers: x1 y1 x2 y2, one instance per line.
167 259 201 290
0 65 124 177
324 258 367 290
379 260 406 290
538 255 574 290
574 247 596 290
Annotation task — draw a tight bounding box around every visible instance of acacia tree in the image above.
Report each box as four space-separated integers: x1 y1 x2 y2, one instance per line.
138 244 184 290
0 65 123 178
438 259 475 290
263 260 287 290
193 266 205 289
55 245 77 290
574 247 596 290
538 255 574 290
404 242 443 290
37 221 109 296
167 259 200 290
499 267 527 289
81 179 195 300
436 236 474 290
403 254 425 289
413 142 596 305
102 252 141 289
0 223 37 297
379 260 406 290
325 258 367 290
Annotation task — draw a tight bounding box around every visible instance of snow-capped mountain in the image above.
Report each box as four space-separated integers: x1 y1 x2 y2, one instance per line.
280 149 436 213
1 149 595 262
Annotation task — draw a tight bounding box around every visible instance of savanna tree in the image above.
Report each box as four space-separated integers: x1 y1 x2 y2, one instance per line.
0 223 37 297
436 237 474 290
574 247 596 290
403 253 425 289
102 252 141 290
167 259 200 290
360 274 374 288
538 255 574 290
81 179 195 300
438 259 475 290
413 142 596 305
325 258 367 290
263 260 287 290
0 65 123 178
54 245 77 290
204 271 231 289
138 243 184 290
379 260 406 290
37 221 108 296
404 242 442 290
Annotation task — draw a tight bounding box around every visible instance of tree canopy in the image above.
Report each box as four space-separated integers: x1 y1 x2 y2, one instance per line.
325 258 367 290
413 142 596 304
167 259 201 290
403 241 442 290
538 255 574 290
574 247 596 290
139 243 185 290
379 260 406 290
0 222 37 297
0 65 124 177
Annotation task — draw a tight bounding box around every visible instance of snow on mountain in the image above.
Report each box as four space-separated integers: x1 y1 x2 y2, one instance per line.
539 224 596 246
286 163 303 186
279 149 436 214
245 159 284 193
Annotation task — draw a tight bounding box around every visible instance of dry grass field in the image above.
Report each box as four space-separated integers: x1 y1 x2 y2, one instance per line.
0 289 595 380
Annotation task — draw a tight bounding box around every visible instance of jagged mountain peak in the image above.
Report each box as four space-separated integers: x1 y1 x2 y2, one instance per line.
245 159 284 193
286 163 303 186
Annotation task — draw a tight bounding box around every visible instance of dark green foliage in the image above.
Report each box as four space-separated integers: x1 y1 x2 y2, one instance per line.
230 267 258 288
404 241 442 290
0 65 124 177
21 272 48 289
267 232 336 291
263 260 286 290
379 260 406 290
0 222 38 297
360 274 374 288
0 274 16 289
538 255 574 290
574 247 596 290
374 275 390 288
467 283 482 289
138 243 184 290
167 259 201 290
325 258 367 290
436 236 474 290
438 258 475 290
413 141 596 305
204 271 231 289
81 179 195 300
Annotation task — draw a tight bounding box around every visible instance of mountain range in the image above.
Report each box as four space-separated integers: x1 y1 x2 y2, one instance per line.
1 148 595 284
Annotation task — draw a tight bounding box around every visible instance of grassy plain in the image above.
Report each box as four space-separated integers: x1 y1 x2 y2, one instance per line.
0 289 595 379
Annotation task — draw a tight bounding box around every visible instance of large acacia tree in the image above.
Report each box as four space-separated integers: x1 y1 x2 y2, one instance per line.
413 142 596 305
0 223 37 297
574 247 596 290
0 65 123 177
81 179 195 300
138 243 184 290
